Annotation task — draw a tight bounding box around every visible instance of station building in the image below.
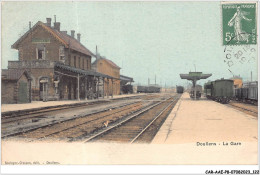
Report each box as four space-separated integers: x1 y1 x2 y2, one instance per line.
6 17 115 102
92 54 121 96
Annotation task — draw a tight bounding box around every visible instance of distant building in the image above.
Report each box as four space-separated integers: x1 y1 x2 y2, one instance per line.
92 54 121 96
1 69 31 104
230 76 243 88
7 17 112 101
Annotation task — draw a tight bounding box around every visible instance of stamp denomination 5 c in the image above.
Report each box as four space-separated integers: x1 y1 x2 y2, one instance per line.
222 2 257 45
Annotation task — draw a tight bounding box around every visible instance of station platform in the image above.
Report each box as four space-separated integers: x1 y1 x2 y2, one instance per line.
1 93 145 113
152 92 258 164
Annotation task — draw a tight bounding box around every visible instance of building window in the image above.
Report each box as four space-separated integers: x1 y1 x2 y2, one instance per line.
69 55 71 66
59 46 65 60
88 59 91 69
36 45 45 60
74 56 76 67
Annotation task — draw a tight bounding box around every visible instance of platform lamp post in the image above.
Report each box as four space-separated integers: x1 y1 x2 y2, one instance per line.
195 80 198 99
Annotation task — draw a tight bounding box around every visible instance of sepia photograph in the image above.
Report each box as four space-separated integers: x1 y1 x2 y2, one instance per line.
1 0 259 174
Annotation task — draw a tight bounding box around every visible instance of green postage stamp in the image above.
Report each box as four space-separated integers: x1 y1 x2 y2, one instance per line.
222 2 257 45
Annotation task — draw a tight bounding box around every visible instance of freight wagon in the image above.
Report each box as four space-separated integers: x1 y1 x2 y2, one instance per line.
204 79 233 103
234 81 258 104
204 82 212 98
137 85 161 93
189 85 202 99
176 86 184 93
147 85 161 93
137 86 147 93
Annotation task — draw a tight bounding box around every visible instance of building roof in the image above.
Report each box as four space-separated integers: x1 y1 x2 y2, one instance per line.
230 75 242 80
11 21 94 57
92 57 121 69
120 75 134 82
2 69 31 81
55 62 120 80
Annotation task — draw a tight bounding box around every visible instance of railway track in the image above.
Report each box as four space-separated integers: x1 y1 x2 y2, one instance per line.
1 101 141 138
229 103 258 117
25 102 144 142
1 101 109 124
1 94 148 124
2 94 166 140
83 94 180 143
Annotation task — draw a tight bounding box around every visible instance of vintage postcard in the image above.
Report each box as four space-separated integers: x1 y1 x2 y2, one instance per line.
1 1 259 174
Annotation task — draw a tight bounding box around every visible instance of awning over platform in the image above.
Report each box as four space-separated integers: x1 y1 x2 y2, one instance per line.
120 75 134 85
55 63 119 79
180 72 212 80
120 75 134 82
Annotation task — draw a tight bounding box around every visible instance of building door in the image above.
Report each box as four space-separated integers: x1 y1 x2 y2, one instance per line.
74 84 77 99
68 83 71 100
80 82 85 99
39 78 48 101
18 81 29 103
40 82 44 100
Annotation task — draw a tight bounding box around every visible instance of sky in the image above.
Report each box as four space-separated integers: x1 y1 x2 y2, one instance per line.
1 1 258 87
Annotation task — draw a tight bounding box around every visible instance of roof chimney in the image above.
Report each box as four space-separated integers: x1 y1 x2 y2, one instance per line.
46 18 51 27
96 45 100 60
54 22 60 31
77 33 81 42
71 30 75 38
